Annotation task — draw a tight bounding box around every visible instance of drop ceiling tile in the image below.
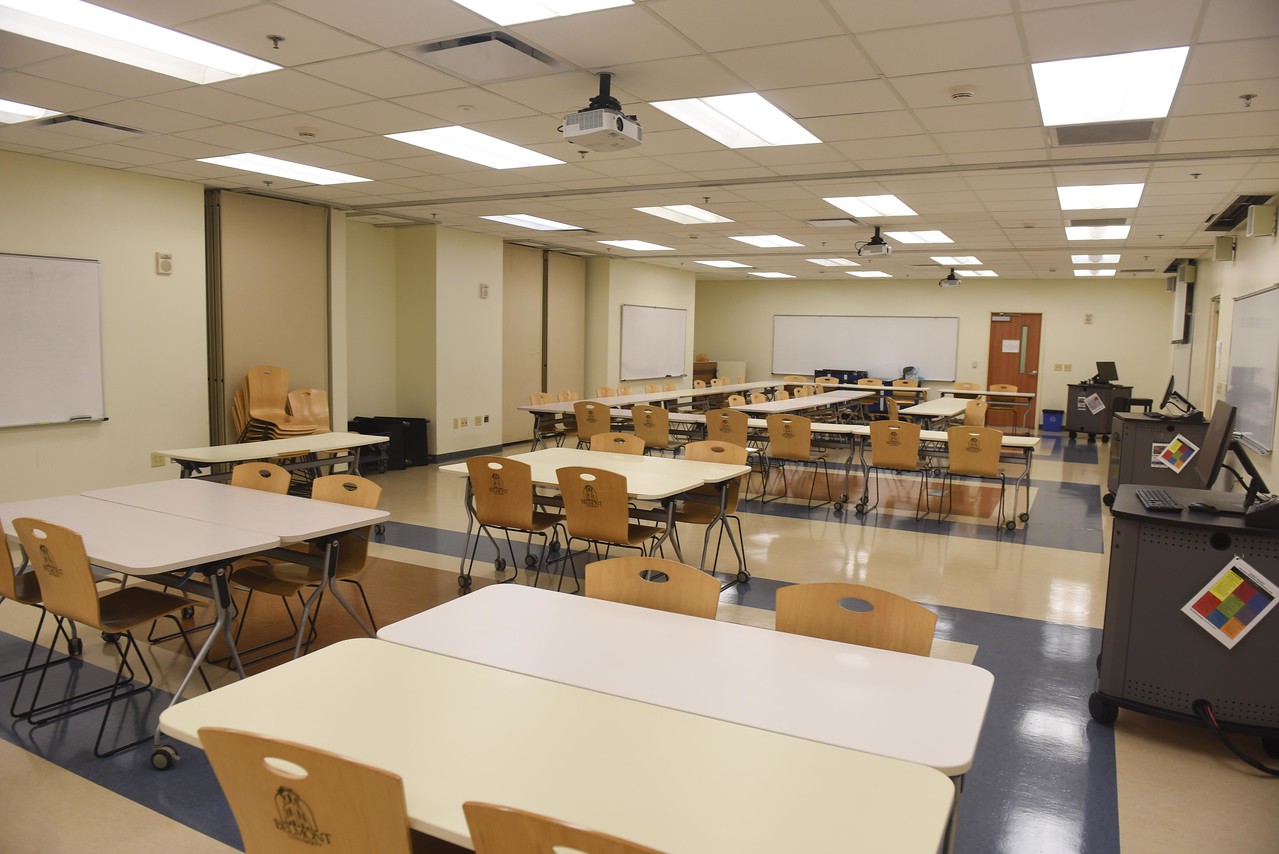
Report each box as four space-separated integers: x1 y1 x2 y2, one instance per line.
737 144 852 168
1172 80 1278 117
217 70 372 112
115 134 236 159
487 72 623 115
1182 38 1279 85
804 111 926 142
1021 0 1201 62
857 17 1026 77
76 100 216 134
48 150 139 169
0 71 119 113
604 55 753 101
300 53 465 99
715 38 878 90
18 54 190 99
648 0 843 53
58 142 179 166
174 123 299 152
767 80 905 120
934 127 1047 154
827 0 1014 32
831 134 941 161
143 87 289 122
238 114 369 144
0 124 96 151
180 4 375 66
513 7 697 69
1199 0 1279 42
392 87 537 124
1166 111 1279 140
0 32 70 67
311 101 442 135
888 64 1034 109
97 0 260 26
915 100 1042 133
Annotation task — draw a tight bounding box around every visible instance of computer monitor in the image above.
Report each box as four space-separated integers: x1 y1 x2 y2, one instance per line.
1095 361 1119 383
1193 400 1236 489
1159 375 1199 418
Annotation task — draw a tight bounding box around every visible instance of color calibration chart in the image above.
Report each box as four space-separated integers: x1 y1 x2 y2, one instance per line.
1182 557 1278 649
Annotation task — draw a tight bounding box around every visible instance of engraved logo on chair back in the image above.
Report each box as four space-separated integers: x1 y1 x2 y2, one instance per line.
556 467 630 544
767 414 812 460
869 420 922 471
631 406 668 447
708 409 748 447
14 519 102 626
573 401 610 440
273 787 329 847
467 457 534 529
947 426 1002 477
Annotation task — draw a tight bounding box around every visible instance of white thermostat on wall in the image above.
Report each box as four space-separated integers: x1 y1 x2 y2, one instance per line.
156 252 173 275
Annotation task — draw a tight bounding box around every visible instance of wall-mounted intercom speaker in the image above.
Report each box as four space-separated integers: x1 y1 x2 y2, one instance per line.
1245 204 1276 238
1213 235 1236 262
155 252 173 275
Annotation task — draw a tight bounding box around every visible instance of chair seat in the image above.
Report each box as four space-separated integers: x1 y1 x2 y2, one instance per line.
529 510 564 531
232 563 310 597
674 500 720 524
97 586 193 634
10 570 42 605
622 523 666 546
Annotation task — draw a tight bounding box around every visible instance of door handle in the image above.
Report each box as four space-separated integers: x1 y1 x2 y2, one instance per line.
1028 370 1038 376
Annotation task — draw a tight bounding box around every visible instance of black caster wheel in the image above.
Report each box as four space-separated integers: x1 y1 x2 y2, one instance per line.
854 503 868 515
493 557 507 573
181 605 195 620
1102 492 1115 507
1019 512 1029 522
833 502 844 513
374 523 386 536
736 570 750 584
1069 431 1077 441
1005 520 1016 530
68 637 84 657
1088 692 1119 725
457 574 473 589
1263 737 1279 759
549 541 561 553
1102 435 1110 443
151 745 179 770
101 631 122 644
1087 435 1097 443
524 554 539 567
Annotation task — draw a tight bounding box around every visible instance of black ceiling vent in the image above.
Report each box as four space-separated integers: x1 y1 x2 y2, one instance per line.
1068 216 1127 228
1051 119 1160 146
37 115 144 142
1119 268 1158 274
1163 258 1194 274
1205 194 1274 232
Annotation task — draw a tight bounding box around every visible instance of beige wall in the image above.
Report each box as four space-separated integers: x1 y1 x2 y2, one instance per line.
694 277 1175 414
584 257 697 393
345 221 399 419
502 245 544 444
394 226 437 422
546 252 587 400
0 151 207 500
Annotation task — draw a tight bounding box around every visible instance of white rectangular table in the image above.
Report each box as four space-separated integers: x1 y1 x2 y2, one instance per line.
157 431 388 480
380 584 993 776
160 638 956 853
939 387 1038 433
733 389 870 415
901 396 970 427
441 448 751 583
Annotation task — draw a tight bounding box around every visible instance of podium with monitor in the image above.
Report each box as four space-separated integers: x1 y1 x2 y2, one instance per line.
1104 376 1208 504
1066 361 1132 442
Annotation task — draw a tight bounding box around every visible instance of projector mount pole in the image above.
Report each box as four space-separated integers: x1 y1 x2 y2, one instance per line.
588 72 623 112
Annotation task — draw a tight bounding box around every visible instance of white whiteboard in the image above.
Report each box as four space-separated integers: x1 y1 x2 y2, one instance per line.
1226 284 1279 453
772 315 960 381
620 304 687 381
0 253 106 428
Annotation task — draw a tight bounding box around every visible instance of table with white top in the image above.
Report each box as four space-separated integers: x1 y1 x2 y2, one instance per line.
733 388 870 415
157 431 388 480
159 638 956 854
939 387 1038 433
440 447 752 586
900 396 970 428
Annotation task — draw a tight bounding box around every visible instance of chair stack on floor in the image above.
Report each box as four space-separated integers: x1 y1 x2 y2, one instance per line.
233 365 318 442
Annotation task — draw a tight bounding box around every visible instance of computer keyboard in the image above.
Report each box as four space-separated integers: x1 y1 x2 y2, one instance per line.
1135 488 1182 512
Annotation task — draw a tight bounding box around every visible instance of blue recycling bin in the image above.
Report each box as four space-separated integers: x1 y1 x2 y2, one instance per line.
1042 409 1064 432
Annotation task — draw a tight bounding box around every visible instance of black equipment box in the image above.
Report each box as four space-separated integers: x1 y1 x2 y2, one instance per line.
348 416 432 470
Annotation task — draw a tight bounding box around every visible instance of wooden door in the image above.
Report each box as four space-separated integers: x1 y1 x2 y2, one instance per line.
987 313 1042 428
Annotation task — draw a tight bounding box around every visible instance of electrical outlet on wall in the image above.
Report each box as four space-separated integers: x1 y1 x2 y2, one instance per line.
452 418 459 429
461 417 469 427
1064 364 1072 372
150 452 166 468
474 415 482 427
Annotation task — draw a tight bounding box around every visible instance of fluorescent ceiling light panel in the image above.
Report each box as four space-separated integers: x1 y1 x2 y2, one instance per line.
651 93 819 149
1074 269 1117 276
198 154 369 185
1032 46 1188 126
481 214 581 231
1057 183 1144 210
599 240 672 251
696 260 752 268
1072 254 1121 264
807 258 860 267
931 256 981 266
884 230 953 244
823 195 917 218
634 205 732 225
750 272 794 279
1065 225 1130 240
730 234 803 248
0 97 59 123
848 271 892 278
452 0 632 26
0 0 280 84
386 127 563 169
957 270 998 277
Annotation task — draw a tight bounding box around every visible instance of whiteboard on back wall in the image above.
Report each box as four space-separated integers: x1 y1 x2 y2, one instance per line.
1226 284 1279 454
620 304 687 381
772 315 960 381
0 253 106 428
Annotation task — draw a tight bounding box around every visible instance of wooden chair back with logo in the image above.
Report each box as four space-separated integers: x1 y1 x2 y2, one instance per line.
706 408 749 447
200 727 412 854
595 386 616 398
586 556 720 619
868 420 922 471
631 405 675 453
573 400 612 447
775 582 936 657
464 802 663 854
590 432 645 455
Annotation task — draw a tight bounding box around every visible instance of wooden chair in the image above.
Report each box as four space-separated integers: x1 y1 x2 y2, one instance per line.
693 379 706 389
555 467 666 594
585 556 720 619
530 391 568 448
616 385 632 395
631 404 682 455
793 385 811 398
939 426 1007 527
963 399 988 426
13 518 203 757
464 802 664 854
663 381 677 391
759 414 833 509
230 461 292 493
595 386 616 398
815 375 838 387
775 582 937 656
232 475 382 660
557 390 579 403
885 396 900 420
726 394 746 407
706 408 749 448
736 375 745 383
854 377 884 421
200 728 412 854
286 388 331 433
573 400 612 448
461 457 564 589
783 375 808 383
749 391 767 404
988 383 1020 430
709 377 726 387
644 383 660 393
590 432 645 455
774 389 790 401
891 378 921 406
858 420 928 519
953 382 981 391
675 440 750 574
242 365 316 441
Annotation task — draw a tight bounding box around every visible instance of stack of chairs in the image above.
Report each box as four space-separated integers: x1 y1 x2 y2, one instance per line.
234 365 317 442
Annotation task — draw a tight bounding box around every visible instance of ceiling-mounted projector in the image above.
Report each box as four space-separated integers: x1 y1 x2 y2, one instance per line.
857 225 892 257
939 268 961 288
563 72 643 152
